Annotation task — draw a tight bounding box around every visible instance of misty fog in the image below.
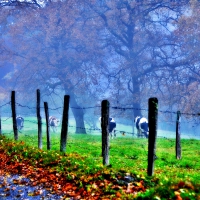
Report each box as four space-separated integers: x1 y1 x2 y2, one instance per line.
0 0 200 139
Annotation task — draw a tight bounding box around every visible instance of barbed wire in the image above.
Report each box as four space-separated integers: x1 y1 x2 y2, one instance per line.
1 101 200 117
0 101 11 108
1 117 12 122
16 102 63 111
1 119 200 139
15 102 35 110
24 119 38 124
4 122 199 140
71 106 101 109
2 128 196 141
1 100 200 141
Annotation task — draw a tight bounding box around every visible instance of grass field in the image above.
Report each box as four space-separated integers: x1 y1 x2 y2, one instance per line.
1 117 200 199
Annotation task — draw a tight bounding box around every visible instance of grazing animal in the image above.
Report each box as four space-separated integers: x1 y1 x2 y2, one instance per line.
16 116 24 131
134 116 149 138
99 117 117 139
49 116 60 132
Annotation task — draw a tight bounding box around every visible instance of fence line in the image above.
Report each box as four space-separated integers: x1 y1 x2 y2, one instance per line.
44 101 51 150
176 111 181 160
1 101 200 117
60 95 70 153
0 90 200 176
0 115 199 138
0 115 199 139
11 91 18 140
147 98 158 176
0 121 181 141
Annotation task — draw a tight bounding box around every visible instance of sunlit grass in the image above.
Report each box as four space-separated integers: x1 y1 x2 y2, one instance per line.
1 117 200 198
4 129 200 180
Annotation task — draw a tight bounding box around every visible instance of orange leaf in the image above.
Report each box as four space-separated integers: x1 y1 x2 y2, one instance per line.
116 191 121 197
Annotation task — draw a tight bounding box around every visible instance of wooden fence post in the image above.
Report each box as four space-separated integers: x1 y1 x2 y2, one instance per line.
44 102 51 150
11 91 18 140
176 111 181 159
60 95 70 153
147 97 158 176
101 100 110 166
36 89 42 149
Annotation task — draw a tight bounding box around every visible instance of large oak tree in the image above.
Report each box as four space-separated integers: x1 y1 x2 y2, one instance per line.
6 0 106 133
86 0 191 118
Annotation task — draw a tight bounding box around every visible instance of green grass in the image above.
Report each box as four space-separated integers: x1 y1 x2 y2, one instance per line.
1 117 200 199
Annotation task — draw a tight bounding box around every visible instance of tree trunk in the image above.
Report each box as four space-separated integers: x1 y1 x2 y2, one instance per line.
129 76 142 135
132 101 142 117
65 88 86 134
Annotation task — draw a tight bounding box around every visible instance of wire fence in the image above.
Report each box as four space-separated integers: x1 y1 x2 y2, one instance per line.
1 99 200 139
0 93 200 174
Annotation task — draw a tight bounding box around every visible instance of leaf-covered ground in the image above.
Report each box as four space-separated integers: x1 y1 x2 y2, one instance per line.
0 136 150 199
0 135 200 199
0 154 147 200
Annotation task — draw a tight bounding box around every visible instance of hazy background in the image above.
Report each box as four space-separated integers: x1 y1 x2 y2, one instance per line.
0 0 200 139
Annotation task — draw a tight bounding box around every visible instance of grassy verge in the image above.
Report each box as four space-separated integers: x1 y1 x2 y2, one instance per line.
1 129 200 199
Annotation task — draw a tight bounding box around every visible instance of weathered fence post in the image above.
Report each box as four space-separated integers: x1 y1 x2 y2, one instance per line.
60 95 70 153
11 91 18 140
44 102 51 150
147 97 158 176
36 89 42 149
101 100 110 166
176 111 181 160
